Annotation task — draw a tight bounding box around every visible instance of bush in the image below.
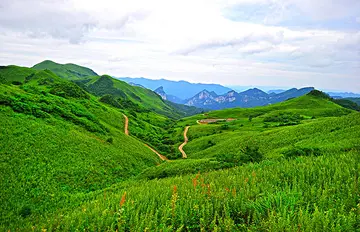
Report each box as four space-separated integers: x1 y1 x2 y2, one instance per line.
12 81 22 85
49 82 89 99
264 112 303 126
99 94 122 108
216 146 263 165
19 206 31 218
0 74 5 83
207 140 216 147
106 137 114 144
220 124 229 130
283 147 322 159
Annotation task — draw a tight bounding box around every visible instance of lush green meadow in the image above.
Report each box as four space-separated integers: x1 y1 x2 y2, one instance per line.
1 61 359 231
9 151 359 231
0 67 164 227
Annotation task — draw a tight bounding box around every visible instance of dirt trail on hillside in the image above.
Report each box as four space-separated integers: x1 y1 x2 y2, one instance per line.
122 113 168 161
144 144 169 161
122 114 129 135
179 126 190 158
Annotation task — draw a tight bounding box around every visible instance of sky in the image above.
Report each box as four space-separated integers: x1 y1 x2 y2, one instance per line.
0 0 359 92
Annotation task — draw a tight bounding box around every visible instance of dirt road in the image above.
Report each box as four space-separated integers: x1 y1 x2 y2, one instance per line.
122 114 129 135
122 113 168 161
144 144 168 161
178 126 190 158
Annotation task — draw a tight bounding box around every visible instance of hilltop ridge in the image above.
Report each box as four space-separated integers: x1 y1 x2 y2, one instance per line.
33 60 98 80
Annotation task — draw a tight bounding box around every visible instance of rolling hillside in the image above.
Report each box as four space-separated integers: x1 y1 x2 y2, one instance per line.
0 65 36 84
31 61 203 158
1 63 359 231
346 97 360 105
0 66 169 227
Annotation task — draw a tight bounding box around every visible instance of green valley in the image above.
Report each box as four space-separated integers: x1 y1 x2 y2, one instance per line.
0 61 359 231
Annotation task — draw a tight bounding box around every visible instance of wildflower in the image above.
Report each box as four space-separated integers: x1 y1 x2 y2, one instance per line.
232 188 236 197
171 185 178 218
120 191 127 207
192 172 200 190
206 184 211 196
252 171 256 178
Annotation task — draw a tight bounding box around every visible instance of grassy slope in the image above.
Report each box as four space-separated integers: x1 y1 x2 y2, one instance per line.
168 94 352 158
0 65 36 84
78 75 201 158
346 97 360 105
11 94 357 231
0 67 162 227
1 64 359 230
32 60 98 80
87 75 181 117
8 62 200 158
11 150 359 231
185 112 359 159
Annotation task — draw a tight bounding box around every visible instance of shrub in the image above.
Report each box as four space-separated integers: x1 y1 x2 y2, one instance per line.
241 145 264 163
19 206 31 218
0 74 5 83
308 90 331 99
264 112 303 126
283 147 322 159
207 140 216 147
216 146 263 165
12 81 22 85
99 94 122 108
49 82 89 99
220 124 229 130
106 137 114 144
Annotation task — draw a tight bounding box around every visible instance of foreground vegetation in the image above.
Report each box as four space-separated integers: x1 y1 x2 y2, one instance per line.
6 151 360 231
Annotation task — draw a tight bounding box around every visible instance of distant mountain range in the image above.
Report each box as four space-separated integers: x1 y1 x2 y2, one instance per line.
153 85 315 110
117 77 360 110
154 86 183 103
326 92 360 98
118 77 232 100
182 87 315 110
266 89 360 99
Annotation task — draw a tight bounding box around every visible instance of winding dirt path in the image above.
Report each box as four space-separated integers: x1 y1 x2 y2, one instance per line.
178 126 190 158
122 114 129 135
122 113 168 161
144 144 168 161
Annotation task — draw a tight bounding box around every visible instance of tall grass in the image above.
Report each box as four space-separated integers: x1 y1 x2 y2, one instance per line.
10 151 359 231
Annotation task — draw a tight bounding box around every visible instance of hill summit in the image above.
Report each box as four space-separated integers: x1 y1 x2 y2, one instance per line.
33 60 98 80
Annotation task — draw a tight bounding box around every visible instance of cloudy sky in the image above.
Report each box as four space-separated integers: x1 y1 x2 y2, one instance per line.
0 0 359 92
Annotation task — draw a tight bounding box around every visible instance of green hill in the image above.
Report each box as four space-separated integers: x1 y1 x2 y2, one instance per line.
32 60 98 80
77 75 189 118
74 74 202 158
1 64 201 158
0 66 163 227
1 62 359 231
346 97 360 105
0 65 36 84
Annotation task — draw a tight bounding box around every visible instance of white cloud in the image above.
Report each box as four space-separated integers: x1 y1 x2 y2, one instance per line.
0 0 359 92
